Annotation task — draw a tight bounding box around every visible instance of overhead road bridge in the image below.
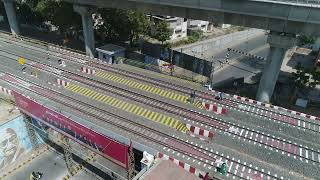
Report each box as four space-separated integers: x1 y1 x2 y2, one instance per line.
60 0 320 102
2 0 320 102
65 0 320 36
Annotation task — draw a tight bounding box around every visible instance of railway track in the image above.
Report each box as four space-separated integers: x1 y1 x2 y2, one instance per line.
0 47 319 166
0 71 286 180
1 33 319 134
44 44 320 134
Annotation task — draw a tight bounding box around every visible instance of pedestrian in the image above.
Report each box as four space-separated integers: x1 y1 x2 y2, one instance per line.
21 66 26 73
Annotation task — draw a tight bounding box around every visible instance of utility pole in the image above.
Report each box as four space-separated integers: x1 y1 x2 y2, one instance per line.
209 59 214 87
23 114 39 150
127 141 135 180
61 135 74 174
170 49 174 76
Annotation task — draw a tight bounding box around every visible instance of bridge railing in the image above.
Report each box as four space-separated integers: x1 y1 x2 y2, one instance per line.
253 0 320 5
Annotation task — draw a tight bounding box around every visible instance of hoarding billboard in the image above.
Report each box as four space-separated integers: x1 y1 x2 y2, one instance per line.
12 91 129 169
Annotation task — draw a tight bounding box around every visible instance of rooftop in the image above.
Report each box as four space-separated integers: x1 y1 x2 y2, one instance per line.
140 159 199 180
96 44 126 55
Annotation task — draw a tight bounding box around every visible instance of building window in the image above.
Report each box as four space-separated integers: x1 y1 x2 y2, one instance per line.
175 29 182 34
103 54 106 59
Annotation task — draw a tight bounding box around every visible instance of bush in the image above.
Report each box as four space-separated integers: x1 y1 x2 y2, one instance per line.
298 35 316 45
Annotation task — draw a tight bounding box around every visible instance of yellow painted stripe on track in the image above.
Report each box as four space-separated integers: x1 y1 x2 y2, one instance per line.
136 108 144 116
169 118 175 127
153 88 161 94
165 117 171 126
155 114 163 122
125 104 133 111
87 91 97 98
151 113 158 121
65 83 188 133
145 110 152 118
141 109 148 116
132 107 140 114
81 89 91 96
95 71 190 104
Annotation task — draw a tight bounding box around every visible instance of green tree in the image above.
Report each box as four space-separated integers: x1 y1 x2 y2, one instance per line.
290 63 320 100
127 10 150 45
35 1 81 33
292 63 310 89
154 21 171 44
298 35 316 46
97 8 150 46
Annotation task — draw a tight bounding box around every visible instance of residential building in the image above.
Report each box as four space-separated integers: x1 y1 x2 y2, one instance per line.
187 20 211 32
149 15 188 41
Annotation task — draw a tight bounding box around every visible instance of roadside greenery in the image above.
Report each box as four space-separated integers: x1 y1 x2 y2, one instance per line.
97 8 150 46
298 35 316 46
152 21 171 45
290 63 320 98
7 1 151 46
15 0 81 33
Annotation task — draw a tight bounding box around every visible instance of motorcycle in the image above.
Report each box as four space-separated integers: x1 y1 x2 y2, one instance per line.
30 172 43 180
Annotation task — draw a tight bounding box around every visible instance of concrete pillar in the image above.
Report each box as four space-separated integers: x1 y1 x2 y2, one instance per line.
3 0 20 35
256 32 296 102
73 5 95 57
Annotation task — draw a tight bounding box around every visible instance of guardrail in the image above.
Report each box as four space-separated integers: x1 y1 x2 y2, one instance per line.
253 0 320 6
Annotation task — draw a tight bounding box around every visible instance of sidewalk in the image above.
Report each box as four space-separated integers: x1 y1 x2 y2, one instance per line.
0 97 20 125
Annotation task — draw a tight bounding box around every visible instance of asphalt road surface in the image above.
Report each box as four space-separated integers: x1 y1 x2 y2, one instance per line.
5 148 100 180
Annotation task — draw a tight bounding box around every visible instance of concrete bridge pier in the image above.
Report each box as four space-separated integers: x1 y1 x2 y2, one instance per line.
3 0 20 35
73 4 95 57
256 32 296 103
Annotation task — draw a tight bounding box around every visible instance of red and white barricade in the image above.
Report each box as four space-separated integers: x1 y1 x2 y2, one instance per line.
56 79 69 87
186 124 214 140
0 86 12 96
158 152 207 179
202 102 227 114
80 67 96 75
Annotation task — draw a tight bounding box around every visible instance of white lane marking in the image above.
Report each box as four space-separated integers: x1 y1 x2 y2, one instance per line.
249 132 253 139
239 129 244 136
244 131 248 138
306 150 309 163
228 162 234 172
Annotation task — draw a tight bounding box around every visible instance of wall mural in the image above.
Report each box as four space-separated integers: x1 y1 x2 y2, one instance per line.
0 116 32 170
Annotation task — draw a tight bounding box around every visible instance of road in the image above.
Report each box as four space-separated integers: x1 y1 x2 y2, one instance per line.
191 33 269 85
211 45 269 84
5 148 99 180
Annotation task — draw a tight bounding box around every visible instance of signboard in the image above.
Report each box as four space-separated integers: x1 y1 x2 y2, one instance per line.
0 116 42 170
18 57 25 65
12 91 129 169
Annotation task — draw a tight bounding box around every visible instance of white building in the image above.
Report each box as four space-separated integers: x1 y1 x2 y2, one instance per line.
96 44 126 64
187 20 211 32
149 15 188 41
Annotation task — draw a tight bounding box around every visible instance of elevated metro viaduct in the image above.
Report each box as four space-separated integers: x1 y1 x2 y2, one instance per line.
1 0 320 102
